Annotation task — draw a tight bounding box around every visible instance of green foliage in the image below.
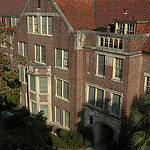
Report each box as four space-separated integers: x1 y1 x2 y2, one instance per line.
128 93 150 150
51 134 68 149
22 111 53 149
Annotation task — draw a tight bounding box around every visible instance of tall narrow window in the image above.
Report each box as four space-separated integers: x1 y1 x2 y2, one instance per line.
31 102 37 115
42 16 47 34
30 75 35 92
114 58 123 80
56 49 69 69
20 67 24 82
111 94 121 116
64 110 70 128
87 86 104 109
29 16 33 33
35 45 46 63
21 91 25 105
118 23 125 34
96 89 104 109
18 42 27 57
146 77 150 94
34 16 38 33
48 17 53 35
39 77 47 93
97 54 105 76
56 79 69 100
38 0 41 8
40 105 48 118
56 106 61 123
88 86 95 105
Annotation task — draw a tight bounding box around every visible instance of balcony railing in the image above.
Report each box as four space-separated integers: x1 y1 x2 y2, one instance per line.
98 36 123 50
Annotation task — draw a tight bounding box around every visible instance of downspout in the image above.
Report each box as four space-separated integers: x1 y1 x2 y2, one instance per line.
93 0 97 29
26 67 30 115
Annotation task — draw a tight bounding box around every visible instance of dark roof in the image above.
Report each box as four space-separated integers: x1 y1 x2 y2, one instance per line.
0 0 28 16
95 0 150 27
55 0 95 30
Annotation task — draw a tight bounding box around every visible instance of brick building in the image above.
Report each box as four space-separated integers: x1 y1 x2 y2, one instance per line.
0 0 150 143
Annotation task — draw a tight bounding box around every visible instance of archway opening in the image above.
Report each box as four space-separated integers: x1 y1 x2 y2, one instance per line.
99 124 114 143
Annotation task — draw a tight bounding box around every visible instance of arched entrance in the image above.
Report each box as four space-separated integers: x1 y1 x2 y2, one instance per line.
96 123 115 143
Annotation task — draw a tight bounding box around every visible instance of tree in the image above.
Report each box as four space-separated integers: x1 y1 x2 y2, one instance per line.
0 22 27 110
128 93 150 150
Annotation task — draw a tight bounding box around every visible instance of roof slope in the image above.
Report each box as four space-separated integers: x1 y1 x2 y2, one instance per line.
0 0 28 16
55 0 95 30
95 0 150 27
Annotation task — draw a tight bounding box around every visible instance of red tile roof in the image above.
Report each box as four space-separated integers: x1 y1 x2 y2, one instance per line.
142 36 150 52
0 0 28 16
95 0 150 27
55 0 95 30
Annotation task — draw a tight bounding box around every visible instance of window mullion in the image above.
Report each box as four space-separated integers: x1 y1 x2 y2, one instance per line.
62 50 64 68
62 81 64 98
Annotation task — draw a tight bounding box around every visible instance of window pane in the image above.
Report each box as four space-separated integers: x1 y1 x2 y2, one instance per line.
57 79 62 97
40 105 48 119
39 77 47 93
30 75 35 92
34 16 38 33
56 107 61 123
65 111 70 128
112 94 120 115
21 91 25 105
29 16 33 33
115 58 123 79
6 17 9 27
31 102 37 115
63 50 69 68
48 17 52 35
96 89 104 109
38 0 41 8
24 43 27 57
41 46 46 63
56 49 62 67
36 45 40 62
19 42 23 55
88 86 95 105
63 81 69 99
98 55 105 76
42 16 47 34
20 67 24 82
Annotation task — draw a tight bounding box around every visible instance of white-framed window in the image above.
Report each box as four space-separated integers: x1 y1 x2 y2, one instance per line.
35 45 46 63
110 93 121 116
28 16 53 35
87 85 104 109
20 90 25 105
63 110 70 128
96 54 105 76
20 67 27 83
117 23 125 34
113 58 123 80
127 24 135 34
55 106 61 124
145 76 150 94
11 17 18 27
56 78 69 100
31 101 37 115
5 17 9 27
30 75 36 92
18 42 27 57
39 77 47 93
116 22 135 34
40 105 48 119
56 49 69 69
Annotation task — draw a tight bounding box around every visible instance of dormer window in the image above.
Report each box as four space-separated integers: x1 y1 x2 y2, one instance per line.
116 22 135 34
38 0 41 9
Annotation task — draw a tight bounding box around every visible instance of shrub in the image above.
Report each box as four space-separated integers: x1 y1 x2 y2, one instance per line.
59 129 84 148
22 116 34 127
51 134 68 149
